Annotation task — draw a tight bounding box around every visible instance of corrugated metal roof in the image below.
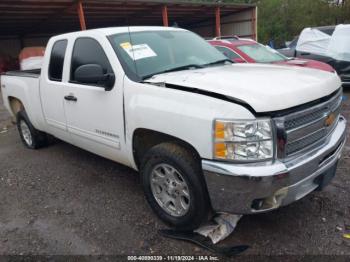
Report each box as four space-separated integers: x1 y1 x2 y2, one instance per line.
0 0 255 39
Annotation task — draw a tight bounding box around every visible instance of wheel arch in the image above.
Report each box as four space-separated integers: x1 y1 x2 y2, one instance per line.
8 96 25 116
132 128 202 170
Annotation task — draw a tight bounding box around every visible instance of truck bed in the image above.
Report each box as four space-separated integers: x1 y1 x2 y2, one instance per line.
1 68 44 129
2 69 41 78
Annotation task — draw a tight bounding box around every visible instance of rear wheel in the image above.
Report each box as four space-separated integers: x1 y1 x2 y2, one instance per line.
141 142 211 230
16 110 48 149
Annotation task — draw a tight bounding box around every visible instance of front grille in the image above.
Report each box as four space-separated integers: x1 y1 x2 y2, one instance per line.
285 129 327 155
275 89 342 158
284 106 329 130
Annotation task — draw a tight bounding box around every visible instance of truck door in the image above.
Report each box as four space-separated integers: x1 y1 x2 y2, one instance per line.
40 39 71 142
63 37 126 163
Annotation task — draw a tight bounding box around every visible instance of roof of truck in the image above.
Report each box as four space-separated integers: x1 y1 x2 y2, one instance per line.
58 26 186 38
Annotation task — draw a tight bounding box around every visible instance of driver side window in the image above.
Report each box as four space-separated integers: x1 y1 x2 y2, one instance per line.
70 37 113 86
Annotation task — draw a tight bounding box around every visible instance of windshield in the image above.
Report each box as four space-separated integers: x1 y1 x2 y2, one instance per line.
237 44 287 63
109 30 228 81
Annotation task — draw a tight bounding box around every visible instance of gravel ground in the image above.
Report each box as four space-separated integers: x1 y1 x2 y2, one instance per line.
0 89 349 260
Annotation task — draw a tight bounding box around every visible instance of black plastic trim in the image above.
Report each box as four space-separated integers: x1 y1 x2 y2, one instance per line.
2 69 41 78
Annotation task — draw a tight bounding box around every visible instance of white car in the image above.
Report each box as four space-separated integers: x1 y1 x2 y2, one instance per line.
1 27 346 230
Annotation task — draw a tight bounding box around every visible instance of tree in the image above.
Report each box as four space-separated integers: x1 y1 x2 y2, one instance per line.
187 0 349 44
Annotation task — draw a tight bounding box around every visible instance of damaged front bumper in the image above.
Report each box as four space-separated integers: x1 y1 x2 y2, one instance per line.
202 116 347 214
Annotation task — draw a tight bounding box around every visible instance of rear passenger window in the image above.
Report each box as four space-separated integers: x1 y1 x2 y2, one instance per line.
70 38 113 84
49 40 67 81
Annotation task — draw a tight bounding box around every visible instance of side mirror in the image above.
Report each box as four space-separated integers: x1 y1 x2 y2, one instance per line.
74 64 115 91
233 57 246 63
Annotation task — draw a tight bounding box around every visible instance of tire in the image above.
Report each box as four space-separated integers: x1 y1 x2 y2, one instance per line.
141 142 211 230
16 110 48 149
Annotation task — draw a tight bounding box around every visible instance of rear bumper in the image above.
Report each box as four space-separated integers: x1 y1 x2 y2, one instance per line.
202 116 347 214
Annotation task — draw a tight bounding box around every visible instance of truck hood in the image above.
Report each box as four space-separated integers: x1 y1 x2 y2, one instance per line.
145 63 341 113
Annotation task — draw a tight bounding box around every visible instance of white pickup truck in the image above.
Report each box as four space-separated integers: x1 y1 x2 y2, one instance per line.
1 27 347 230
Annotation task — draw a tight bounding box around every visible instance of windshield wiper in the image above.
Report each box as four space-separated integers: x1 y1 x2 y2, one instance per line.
203 59 233 67
142 64 204 80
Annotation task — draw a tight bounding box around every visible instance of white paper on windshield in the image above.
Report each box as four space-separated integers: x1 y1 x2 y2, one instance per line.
120 42 157 60
296 28 331 57
328 24 350 62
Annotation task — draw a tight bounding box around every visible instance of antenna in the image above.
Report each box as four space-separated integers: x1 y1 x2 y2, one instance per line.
127 26 139 77
124 5 139 79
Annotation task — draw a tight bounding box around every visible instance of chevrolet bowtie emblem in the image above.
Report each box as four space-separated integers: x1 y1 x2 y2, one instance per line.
325 112 336 127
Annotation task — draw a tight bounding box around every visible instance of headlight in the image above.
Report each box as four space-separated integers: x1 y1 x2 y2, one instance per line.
214 119 274 161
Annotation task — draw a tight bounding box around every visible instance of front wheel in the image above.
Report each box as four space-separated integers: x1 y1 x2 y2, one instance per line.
141 143 211 230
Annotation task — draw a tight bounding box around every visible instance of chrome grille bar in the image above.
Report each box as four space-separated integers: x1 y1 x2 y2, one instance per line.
274 89 343 159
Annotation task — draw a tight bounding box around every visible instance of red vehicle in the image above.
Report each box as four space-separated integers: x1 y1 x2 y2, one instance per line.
208 37 335 73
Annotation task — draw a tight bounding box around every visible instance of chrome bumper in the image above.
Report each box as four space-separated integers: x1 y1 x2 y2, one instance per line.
202 116 347 214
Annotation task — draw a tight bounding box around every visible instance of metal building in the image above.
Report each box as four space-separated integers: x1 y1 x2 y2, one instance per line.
0 0 257 57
